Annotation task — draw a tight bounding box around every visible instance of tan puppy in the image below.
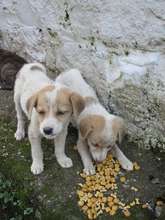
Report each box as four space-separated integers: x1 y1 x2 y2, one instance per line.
14 63 84 174
56 69 133 175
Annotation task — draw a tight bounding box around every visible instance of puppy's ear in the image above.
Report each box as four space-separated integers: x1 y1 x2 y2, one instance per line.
112 116 126 144
79 117 92 140
26 94 38 120
70 92 85 118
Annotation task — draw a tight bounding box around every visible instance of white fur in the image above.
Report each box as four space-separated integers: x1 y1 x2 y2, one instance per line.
56 69 133 175
14 63 73 175
56 69 98 99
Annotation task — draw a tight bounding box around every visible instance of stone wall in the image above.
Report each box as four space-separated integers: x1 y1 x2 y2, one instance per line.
0 0 165 150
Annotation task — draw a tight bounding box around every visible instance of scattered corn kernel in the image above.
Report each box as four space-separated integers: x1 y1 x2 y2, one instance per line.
131 186 138 192
130 201 136 207
111 193 117 198
120 176 126 183
109 209 116 215
135 198 140 205
119 201 126 207
82 205 88 212
105 207 110 212
125 205 131 209
133 162 140 170
123 209 131 217
114 198 119 204
115 167 120 172
156 200 164 206
108 201 114 207
107 196 113 202
77 190 84 197
87 193 93 198
78 200 84 207
102 197 107 203
112 205 118 211
142 203 148 209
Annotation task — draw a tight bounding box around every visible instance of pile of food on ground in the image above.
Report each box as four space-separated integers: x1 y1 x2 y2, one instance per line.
77 154 141 219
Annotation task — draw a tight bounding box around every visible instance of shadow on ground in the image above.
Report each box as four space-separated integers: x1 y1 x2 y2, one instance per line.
0 90 165 219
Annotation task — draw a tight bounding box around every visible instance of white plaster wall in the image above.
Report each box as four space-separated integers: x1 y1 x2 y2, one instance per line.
0 0 165 150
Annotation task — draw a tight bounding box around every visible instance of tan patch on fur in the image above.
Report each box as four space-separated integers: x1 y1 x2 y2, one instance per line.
55 88 85 119
84 96 97 106
79 115 105 140
38 85 55 93
111 116 126 144
51 88 73 122
35 94 49 123
70 92 85 117
26 85 55 119
55 88 72 109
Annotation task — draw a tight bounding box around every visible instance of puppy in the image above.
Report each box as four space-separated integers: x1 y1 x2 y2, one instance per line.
56 69 133 175
14 63 84 175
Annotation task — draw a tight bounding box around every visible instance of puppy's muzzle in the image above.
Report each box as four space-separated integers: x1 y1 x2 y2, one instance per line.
43 127 53 135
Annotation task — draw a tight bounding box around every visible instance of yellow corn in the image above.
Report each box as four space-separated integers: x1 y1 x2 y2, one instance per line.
120 176 126 183
133 162 140 170
123 209 131 217
77 154 141 219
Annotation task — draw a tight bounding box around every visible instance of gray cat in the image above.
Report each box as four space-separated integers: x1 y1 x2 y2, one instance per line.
0 49 27 90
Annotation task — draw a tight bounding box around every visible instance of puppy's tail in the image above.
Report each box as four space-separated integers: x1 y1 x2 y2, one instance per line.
28 63 46 74
17 62 46 80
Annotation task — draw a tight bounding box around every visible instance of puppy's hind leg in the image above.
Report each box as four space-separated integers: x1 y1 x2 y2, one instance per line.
14 92 25 140
111 144 133 171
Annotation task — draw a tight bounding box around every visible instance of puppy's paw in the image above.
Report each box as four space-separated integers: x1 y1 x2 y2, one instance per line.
31 162 44 175
14 129 25 141
84 164 95 175
121 160 133 171
57 156 73 168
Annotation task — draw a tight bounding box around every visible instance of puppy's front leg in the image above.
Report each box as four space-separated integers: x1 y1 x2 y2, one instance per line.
111 144 133 171
28 122 43 175
54 126 73 168
77 138 95 175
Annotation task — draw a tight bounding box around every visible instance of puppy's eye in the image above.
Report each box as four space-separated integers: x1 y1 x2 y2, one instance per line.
38 110 45 115
57 111 65 116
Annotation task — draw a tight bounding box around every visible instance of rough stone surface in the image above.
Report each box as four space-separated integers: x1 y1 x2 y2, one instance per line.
0 0 165 150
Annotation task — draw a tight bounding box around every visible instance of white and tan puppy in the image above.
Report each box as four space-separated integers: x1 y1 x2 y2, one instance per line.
56 69 133 175
14 63 84 175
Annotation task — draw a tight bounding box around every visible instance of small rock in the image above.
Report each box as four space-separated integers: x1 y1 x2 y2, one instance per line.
149 175 160 184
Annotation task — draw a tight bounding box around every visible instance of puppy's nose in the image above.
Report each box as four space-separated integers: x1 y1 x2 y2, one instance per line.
95 159 102 163
43 127 53 135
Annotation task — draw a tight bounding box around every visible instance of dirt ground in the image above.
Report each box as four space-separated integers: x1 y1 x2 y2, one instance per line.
0 90 165 220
